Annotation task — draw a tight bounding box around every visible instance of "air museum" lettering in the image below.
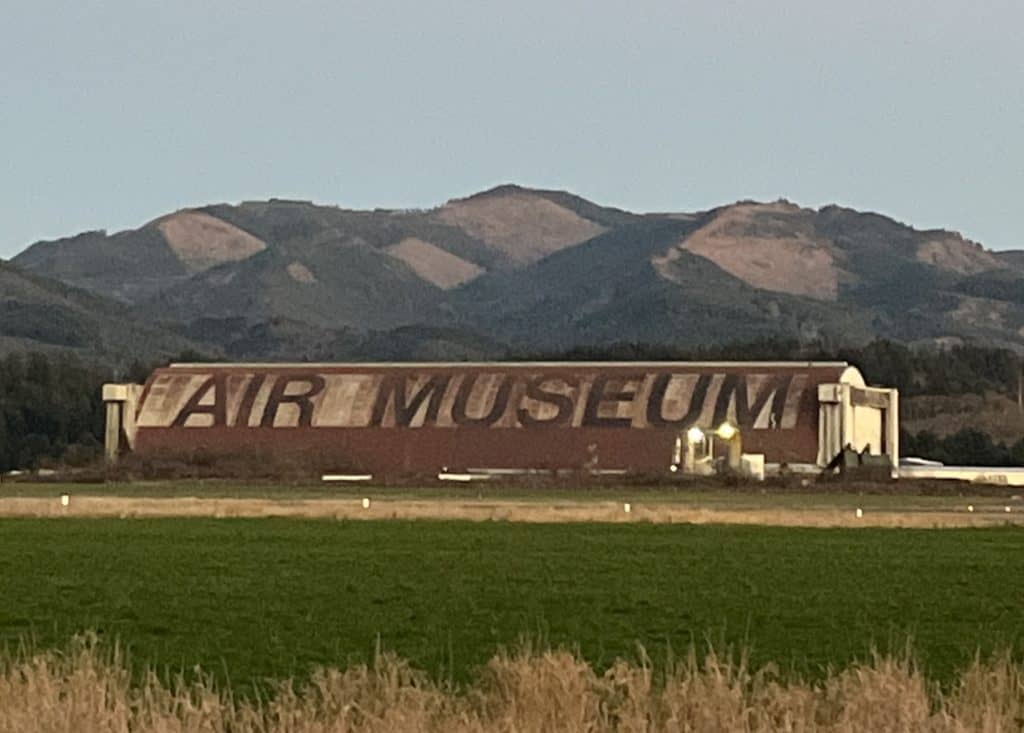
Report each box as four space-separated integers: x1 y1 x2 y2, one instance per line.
138 371 810 432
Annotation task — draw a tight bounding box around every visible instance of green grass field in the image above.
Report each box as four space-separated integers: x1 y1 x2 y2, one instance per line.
1 517 1023 694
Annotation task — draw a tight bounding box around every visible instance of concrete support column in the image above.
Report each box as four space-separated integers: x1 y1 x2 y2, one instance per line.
816 384 843 467
725 433 743 471
102 384 132 467
839 383 854 452
104 401 121 465
888 388 900 478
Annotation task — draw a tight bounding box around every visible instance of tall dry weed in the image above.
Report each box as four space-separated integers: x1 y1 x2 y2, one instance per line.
1 635 1023 732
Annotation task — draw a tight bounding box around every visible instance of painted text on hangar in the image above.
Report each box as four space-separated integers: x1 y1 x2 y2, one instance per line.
138 367 822 432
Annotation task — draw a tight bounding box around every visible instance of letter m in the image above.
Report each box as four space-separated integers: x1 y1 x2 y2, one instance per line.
370 374 451 427
713 374 793 430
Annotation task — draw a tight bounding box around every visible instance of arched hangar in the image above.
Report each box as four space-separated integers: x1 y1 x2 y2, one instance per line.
103 361 898 476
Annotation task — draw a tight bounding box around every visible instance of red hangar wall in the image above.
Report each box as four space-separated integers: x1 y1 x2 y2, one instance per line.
102 361 898 476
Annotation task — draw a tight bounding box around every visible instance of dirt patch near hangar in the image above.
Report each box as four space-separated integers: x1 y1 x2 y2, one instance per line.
3 495 1021 528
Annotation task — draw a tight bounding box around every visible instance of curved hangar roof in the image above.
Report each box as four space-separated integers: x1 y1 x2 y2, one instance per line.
133 362 865 472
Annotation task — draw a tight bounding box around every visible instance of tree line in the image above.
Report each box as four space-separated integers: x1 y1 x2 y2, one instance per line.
0 341 1022 471
901 429 1024 468
0 352 110 472
0 349 209 472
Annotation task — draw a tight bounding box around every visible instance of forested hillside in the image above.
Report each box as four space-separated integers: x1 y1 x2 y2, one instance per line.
10 186 1024 360
0 260 202 365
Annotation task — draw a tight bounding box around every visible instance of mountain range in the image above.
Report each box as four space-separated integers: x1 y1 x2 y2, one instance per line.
5 184 1024 364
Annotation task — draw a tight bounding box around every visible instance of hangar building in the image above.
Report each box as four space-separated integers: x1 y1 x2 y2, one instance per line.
103 361 899 476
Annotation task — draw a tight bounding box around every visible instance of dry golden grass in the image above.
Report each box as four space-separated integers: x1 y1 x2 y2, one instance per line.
2 636 1023 732
385 237 485 289
437 191 605 264
916 236 1003 276
155 211 267 273
678 203 845 301
2 495 1022 528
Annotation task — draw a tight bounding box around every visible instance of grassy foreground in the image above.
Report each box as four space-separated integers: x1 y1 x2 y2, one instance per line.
1 518 1023 693
3 637 1024 732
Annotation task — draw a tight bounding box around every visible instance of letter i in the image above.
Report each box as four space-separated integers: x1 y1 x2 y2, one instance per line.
235 374 266 427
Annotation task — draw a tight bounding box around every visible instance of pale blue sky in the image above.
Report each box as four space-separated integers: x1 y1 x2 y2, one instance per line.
2 1 1022 257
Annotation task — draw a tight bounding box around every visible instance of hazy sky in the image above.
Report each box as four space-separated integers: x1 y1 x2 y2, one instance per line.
3 1 1022 257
